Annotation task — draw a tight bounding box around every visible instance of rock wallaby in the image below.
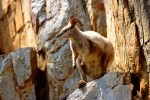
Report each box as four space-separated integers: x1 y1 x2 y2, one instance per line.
56 15 114 88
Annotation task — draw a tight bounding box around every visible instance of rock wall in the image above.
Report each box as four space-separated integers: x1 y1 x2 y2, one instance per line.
32 0 106 99
0 0 37 54
0 0 106 99
104 0 150 99
0 48 37 100
0 0 150 100
67 72 131 100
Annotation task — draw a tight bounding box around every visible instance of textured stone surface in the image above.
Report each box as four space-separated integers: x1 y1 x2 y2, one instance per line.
0 48 37 100
0 0 150 99
32 0 92 99
15 0 24 31
67 72 131 100
104 0 150 72
0 55 19 100
33 0 150 99
0 0 37 54
0 55 12 74
0 0 13 19
21 0 31 24
104 0 150 98
87 0 107 36
11 48 33 87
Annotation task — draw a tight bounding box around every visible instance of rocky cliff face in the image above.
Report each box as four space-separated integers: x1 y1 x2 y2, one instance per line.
0 0 37 54
0 0 150 100
67 72 131 100
104 0 150 99
0 48 37 100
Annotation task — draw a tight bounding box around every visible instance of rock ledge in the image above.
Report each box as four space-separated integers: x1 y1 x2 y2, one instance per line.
67 72 131 100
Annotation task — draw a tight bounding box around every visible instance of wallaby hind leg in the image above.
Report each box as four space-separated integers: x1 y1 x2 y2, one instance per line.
76 58 87 88
102 52 114 75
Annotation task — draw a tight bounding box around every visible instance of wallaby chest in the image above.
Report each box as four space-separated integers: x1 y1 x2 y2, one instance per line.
72 38 90 56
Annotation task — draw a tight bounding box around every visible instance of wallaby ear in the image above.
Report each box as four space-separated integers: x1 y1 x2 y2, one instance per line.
69 15 80 27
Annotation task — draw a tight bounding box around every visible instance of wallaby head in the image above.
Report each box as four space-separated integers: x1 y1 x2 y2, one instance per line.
56 15 80 39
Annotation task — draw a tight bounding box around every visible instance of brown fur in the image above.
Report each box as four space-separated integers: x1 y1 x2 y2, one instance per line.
56 15 114 87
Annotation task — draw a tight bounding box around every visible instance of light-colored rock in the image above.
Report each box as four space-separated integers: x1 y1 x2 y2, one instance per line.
125 22 140 73
31 0 46 33
0 0 14 19
47 42 72 80
67 72 131 100
104 0 150 98
0 48 37 100
0 55 12 74
15 0 24 31
0 68 20 100
87 0 107 36
0 55 19 100
60 70 81 100
33 0 92 99
0 0 37 54
46 42 74 100
0 0 150 99
11 48 33 87
21 0 31 24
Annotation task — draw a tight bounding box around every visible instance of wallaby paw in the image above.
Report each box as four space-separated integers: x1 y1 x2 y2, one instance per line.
78 80 86 88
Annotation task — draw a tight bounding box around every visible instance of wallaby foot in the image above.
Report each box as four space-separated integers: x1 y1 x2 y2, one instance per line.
78 80 87 88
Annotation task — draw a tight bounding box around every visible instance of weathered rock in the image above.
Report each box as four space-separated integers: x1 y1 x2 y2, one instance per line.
67 72 131 100
60 70 81 100
0 0 36 54
0 55 19 100
0 55 12 74
0 0 14 19
32 0 92 99
0 0 150 99
21 0 31 24
15 0 24 31
0 48 37 100
0 66 20 100
11 48 33 87
87 0 107 36
47 42 72 81
104 0 150 98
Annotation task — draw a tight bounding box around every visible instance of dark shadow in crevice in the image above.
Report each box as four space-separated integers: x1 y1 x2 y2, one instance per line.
34 68 49 100
31 50 49 100
130 73 140 97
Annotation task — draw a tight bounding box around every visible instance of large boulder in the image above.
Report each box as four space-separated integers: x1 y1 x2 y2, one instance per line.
0 48 37 100
67 72 131 100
